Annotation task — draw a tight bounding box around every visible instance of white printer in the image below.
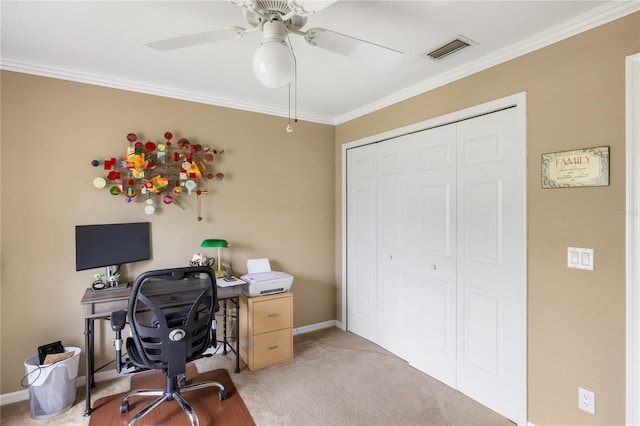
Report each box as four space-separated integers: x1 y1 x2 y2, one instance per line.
241 258 293 297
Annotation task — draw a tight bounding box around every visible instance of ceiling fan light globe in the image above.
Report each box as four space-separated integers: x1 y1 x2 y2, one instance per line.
252 41 294 88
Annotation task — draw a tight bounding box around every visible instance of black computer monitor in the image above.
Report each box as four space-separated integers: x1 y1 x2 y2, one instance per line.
75 222 151 276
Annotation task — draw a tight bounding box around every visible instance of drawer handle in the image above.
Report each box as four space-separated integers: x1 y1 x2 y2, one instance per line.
267 313 279 318
267 345 279 350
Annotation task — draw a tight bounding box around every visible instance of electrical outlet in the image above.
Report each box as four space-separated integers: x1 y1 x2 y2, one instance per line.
579 387 595 414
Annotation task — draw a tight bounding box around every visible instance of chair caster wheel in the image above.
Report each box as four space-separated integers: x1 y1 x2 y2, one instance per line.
120 400 129 413
219 389 227 400
179 376 187 387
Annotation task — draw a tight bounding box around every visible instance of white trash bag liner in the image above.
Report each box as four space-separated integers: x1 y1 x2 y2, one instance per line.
23 347 81 419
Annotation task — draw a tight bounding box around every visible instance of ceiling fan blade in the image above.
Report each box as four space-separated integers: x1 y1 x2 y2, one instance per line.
145 26 247 51
303 28 403 70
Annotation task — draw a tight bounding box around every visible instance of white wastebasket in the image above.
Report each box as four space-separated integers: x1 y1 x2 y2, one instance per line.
23 347 81 419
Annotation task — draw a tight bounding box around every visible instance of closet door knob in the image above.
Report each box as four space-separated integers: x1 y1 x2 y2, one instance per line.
388 255 393 260
431 264 437 270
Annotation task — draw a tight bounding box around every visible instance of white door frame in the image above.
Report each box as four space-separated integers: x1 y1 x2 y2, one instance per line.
341 92 527 424
626 52 639 426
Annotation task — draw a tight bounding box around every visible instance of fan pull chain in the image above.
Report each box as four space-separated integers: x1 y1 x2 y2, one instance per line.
286 32 298 133
196 190 202 221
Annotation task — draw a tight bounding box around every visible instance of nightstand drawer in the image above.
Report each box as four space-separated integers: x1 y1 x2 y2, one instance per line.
253 296 292 335
252 328 292 370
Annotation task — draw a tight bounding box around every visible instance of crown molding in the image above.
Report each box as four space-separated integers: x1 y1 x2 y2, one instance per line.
334 1 640 125
0 59 335 125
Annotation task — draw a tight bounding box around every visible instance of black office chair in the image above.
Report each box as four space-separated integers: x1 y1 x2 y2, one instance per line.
112 266 226 426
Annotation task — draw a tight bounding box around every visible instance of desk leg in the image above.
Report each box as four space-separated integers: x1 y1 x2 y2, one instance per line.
222 300 228 355
216 296 241 373
83 318 94 416
234 296 240 373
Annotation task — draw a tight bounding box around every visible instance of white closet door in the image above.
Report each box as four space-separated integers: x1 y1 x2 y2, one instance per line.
375 139 412 359
346 102 526 424
456 107 525 421
346 143 378 343
406 124 458 387
346 140 412 358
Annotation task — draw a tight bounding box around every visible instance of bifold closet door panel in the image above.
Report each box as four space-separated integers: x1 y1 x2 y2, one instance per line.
455 107 525 422
375 138 413 360
346 143 378 343
404 124 458 388
346 139 414 360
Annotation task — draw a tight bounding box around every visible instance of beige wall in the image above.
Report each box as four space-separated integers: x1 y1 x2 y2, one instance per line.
0 71 335 394
335 13 639 426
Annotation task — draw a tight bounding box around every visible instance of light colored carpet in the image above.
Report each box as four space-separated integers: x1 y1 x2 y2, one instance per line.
1 327 513 425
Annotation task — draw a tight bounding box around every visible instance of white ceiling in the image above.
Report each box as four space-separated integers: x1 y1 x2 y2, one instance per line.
1 1 637 124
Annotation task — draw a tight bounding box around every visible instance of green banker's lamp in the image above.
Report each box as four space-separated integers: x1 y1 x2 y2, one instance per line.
200 239 228 278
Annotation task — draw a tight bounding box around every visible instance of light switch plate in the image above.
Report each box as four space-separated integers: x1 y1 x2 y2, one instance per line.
568 247 594 270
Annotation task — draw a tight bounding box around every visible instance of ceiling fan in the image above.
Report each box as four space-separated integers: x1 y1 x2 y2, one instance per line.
145 0 404 88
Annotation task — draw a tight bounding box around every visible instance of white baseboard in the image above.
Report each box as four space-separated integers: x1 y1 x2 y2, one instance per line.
1 320 339 406
293 319 339 335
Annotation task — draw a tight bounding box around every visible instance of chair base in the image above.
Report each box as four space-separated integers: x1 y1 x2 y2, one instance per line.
121 374 227 426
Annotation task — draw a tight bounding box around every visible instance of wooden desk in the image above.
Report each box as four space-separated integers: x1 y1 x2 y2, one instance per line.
80 283 246 416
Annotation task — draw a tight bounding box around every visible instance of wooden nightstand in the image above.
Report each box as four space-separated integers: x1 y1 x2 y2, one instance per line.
239 292 293 370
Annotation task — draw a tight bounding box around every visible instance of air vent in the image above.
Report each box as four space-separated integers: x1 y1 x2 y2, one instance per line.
422 36 476 61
